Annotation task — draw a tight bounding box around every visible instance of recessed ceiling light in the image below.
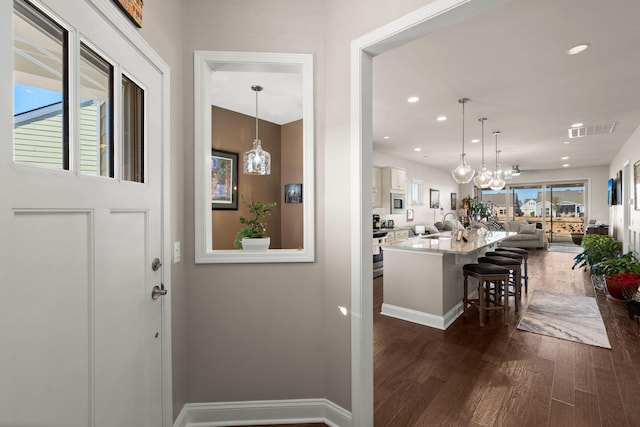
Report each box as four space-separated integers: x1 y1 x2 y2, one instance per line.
471 139 480 143
407 96 419 103
564 141 570 144
414 148 422 152
571 122 583 128
383 136 390 140
567 44 589 55
563 164 570 167
561 156 569 160
437 116 447 122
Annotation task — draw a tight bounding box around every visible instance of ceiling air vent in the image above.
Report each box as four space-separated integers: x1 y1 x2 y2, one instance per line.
568 121 616 138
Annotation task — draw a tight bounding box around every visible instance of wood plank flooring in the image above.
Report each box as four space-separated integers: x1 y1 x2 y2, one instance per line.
374 248 640 426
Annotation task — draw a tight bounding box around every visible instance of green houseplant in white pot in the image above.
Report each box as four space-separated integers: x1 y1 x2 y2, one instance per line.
233 195 277 251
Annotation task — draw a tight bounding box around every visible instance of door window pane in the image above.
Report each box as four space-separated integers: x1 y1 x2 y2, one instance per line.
122 75 144 183
80 43 113 177
13 0 68 170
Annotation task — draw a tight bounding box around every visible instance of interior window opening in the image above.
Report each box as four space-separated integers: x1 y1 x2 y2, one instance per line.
79 42 114 177
13 0 69 170
122 74 144 183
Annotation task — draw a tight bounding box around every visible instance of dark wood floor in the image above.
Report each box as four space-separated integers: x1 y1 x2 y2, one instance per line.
374 248 640 426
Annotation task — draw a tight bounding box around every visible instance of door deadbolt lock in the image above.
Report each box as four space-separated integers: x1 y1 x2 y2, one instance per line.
152 258 162 271
152 283 167 300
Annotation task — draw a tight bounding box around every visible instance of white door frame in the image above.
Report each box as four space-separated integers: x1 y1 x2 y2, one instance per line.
349 0 511 424
84 1 173 424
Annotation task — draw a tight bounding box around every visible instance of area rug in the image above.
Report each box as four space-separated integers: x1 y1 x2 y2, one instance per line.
547 244 583 254
517 291 611 349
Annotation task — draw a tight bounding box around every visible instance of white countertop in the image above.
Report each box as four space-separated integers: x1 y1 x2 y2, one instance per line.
383 230 514 255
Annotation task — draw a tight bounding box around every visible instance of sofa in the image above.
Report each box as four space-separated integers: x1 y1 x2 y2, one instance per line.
497 220 547 249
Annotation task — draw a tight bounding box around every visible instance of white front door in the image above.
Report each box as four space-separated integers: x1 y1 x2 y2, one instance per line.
0 1 167 426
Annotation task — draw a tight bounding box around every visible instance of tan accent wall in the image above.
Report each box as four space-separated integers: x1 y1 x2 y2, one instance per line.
211 106 282 249
280 119 304 249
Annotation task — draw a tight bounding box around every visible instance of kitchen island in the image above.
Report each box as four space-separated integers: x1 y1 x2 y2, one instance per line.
381 230 513 330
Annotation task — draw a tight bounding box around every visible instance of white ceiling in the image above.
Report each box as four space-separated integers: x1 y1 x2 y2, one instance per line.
210 70 302 125
372 0 640 175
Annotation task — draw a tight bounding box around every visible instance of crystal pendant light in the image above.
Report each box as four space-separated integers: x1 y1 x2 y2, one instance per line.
450 98 475 184
489 131 505 190
473 117 492 188
243 85 271 175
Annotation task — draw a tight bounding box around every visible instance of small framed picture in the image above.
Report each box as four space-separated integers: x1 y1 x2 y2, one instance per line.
451 192 457 210
284 183 303 203
406 208 414 222
456 229 464 241
211 149 238 210
430 188 440 209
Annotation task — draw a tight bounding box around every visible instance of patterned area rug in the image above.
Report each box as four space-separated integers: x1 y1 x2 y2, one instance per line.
517 291 611 349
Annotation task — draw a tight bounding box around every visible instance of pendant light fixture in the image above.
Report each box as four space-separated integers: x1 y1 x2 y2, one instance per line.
510 165 521 176
243 85 271 175
489 131 506 190
451 98 475 184
473 117 492 188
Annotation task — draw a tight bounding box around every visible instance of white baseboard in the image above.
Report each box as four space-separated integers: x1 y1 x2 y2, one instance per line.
173 398 352 427
381 302 464 330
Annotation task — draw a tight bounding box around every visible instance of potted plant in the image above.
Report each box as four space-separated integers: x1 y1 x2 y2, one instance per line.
233 195 277 251
594 252 640 300
571 234 622 274
621 277 640 320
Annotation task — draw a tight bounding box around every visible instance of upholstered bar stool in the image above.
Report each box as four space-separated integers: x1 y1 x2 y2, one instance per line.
478 255 522 311
496 247 529 292
462 263 511 327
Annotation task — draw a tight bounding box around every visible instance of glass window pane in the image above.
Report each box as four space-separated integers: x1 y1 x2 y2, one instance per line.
122 75 144 183
13 0 68 170
79 43 113 177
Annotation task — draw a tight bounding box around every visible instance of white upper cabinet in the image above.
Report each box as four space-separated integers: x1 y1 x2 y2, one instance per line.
382 167 406 193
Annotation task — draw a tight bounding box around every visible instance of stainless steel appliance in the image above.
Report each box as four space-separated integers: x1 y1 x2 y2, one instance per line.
390 193 405 214
373 230 387 278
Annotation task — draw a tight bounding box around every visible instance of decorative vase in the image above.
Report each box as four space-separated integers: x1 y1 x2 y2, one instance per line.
605 275 627 301
626 300 640 320
241 237 270 251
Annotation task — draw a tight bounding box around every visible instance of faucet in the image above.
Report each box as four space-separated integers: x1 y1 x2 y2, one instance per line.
441 212 459 233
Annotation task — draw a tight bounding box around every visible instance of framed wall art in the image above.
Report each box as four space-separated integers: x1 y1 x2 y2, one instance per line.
211 149 238 210
430 188 440 209
114 0 143 27
451 192 457 210
284 183 303 203
635 160 640 210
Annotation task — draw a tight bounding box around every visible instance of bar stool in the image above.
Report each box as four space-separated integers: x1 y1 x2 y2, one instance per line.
462 263 511 327
478 255 522 311
496 247 529 292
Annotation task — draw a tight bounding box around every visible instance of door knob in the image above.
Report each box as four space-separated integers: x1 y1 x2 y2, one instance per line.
152 283 167 300
152 258 162 271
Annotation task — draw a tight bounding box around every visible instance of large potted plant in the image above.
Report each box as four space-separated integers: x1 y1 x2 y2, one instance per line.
233 195 277 251
572 234 622 274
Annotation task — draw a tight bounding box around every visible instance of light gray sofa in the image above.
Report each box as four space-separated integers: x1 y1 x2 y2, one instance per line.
497 220 547 249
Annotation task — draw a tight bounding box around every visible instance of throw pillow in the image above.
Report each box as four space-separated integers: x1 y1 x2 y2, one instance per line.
519 223 536 234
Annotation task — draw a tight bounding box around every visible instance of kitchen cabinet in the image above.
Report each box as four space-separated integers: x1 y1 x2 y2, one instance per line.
385 228 409 242
381 166 406 194
372 166 382 208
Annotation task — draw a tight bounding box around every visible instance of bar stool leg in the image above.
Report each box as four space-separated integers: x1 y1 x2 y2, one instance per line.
479 280 485 327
